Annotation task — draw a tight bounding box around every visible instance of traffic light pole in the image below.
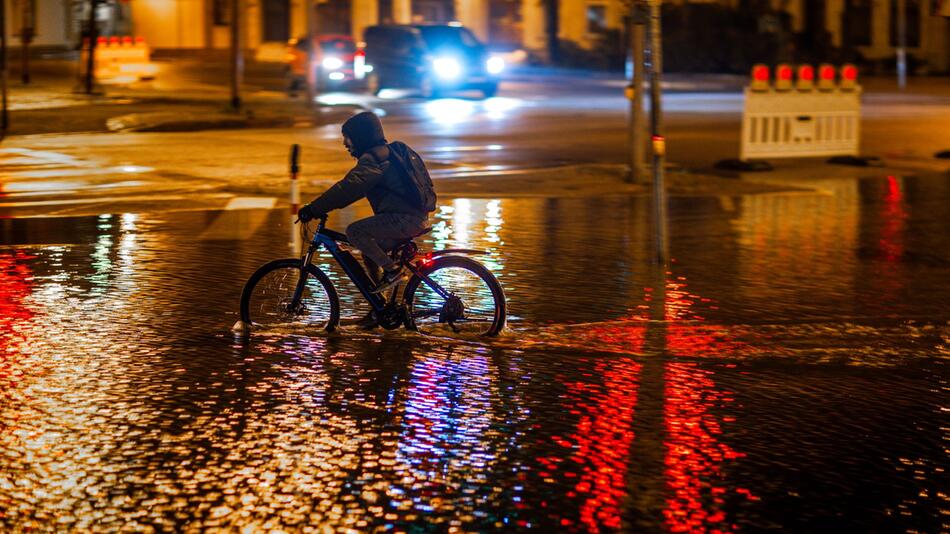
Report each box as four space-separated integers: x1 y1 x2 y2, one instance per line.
896 0 907 89
626 3 647 184
1 0 8 140
84 0 99 95
647 0 668 264
229 0 243 110
305 0 317 108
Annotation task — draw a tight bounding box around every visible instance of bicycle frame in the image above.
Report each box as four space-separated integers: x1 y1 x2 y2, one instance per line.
291 219 454 315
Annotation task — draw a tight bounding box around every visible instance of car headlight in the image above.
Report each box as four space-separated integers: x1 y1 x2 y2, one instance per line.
322 57 344 70
432 57 462 79
486 56 505 75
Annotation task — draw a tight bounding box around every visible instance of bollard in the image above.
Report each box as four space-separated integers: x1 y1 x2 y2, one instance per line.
289 144 302 249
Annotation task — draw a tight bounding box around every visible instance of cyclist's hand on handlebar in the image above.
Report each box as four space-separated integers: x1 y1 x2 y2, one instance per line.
297 205 326 223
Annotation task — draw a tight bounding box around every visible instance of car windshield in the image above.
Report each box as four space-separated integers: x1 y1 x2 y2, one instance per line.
321 39 356 54
416 26 480 50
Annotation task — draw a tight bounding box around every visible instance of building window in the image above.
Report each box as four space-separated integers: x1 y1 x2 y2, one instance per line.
586 4 607 35
890 0 921 47
213 0 231 26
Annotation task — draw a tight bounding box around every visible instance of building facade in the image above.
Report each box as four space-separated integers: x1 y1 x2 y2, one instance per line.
4 0 948 71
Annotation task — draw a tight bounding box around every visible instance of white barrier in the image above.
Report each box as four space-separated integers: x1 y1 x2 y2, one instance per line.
739 65 861 161
84 37 157 81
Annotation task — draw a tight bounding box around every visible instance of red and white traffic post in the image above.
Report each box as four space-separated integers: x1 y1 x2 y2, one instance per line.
289 144 302 249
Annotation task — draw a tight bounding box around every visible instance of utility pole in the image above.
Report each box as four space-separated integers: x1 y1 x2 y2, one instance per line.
646 0 668 263
896 0 907 89
20 0 34 84
84 0 99 95
229 0 243 110
626 1 647 183
305 0 317 107
1 0 9 140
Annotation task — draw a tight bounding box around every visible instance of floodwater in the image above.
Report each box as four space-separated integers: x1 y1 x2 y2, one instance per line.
1 173 947 531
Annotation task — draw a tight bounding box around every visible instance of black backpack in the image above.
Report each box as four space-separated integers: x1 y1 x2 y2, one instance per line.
388 141 437 213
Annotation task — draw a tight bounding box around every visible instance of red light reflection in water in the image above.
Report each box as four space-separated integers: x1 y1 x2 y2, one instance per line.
555 271 751 531
661 274 752 532
664 362 750 533
538 357 642 531
879 176 905 263
0 251 37 396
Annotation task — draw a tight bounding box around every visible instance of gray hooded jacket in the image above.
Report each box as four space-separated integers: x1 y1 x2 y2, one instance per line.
306 144 427 219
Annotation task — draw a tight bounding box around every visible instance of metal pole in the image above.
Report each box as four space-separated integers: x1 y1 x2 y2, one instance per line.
305 0 316 107
20 0 32 84
627 2 647 183
84 0 98 95
896 0 907 89
1 0 8 139
647 0 668 263
230 0 243 110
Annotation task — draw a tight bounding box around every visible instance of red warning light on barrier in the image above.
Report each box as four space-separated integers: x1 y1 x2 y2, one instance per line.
775 64 793 91
751 64 770 91
840 64 858 91
796 65 815 91
818 63 836 91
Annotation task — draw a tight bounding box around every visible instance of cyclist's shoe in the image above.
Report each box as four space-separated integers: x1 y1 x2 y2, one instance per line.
355 310 379 330
372 267 405 294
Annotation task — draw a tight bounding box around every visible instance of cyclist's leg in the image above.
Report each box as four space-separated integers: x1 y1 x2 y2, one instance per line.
346 214 427 273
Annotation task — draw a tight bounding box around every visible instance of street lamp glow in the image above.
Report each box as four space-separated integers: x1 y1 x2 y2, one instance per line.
322 57 344 70
486 56 505 75
433 57 462 79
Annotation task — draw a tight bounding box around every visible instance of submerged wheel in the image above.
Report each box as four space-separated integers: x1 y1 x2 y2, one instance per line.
240 258 340 331
403 255 506 337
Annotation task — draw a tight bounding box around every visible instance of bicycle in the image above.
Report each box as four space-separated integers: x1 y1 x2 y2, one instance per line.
239 215 506 337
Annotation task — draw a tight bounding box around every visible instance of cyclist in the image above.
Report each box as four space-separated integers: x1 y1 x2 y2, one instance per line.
297 111 431 301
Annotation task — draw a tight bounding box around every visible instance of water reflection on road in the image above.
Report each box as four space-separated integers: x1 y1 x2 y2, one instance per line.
1 173 947 530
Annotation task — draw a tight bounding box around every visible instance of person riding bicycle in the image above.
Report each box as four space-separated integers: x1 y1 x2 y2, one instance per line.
297 111 434 298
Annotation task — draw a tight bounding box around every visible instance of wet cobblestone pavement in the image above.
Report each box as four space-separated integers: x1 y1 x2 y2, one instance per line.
1 173 948 531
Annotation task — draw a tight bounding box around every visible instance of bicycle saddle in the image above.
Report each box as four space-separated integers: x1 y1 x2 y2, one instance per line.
394 227 432 246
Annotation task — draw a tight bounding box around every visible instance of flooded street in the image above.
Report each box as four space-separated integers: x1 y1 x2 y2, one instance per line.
1 172 947 531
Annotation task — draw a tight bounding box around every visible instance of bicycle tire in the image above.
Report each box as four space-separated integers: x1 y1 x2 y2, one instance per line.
240 258 340 332
403 255 506 337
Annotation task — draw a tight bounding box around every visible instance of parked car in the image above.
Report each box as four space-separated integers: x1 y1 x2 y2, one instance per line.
286 34 368 92
363 23 504 98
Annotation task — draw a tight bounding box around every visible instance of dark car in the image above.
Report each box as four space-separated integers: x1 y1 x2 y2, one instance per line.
363 23 504 98
286 34 368 93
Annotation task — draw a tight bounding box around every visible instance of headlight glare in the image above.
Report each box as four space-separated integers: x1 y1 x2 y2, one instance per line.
433 57 462 79
486 56 505 75
322 57 344 70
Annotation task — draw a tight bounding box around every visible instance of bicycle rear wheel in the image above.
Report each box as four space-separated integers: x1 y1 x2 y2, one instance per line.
403 255 506 337
240 258 340 332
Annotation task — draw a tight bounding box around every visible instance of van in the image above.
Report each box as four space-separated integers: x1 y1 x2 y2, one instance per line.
363 23 503 98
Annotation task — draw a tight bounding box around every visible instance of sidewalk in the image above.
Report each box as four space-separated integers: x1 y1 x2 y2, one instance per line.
1 58 359 136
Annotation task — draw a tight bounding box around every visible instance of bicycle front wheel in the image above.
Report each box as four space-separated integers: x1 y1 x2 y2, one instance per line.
240 258 340 332
404 255 506 337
